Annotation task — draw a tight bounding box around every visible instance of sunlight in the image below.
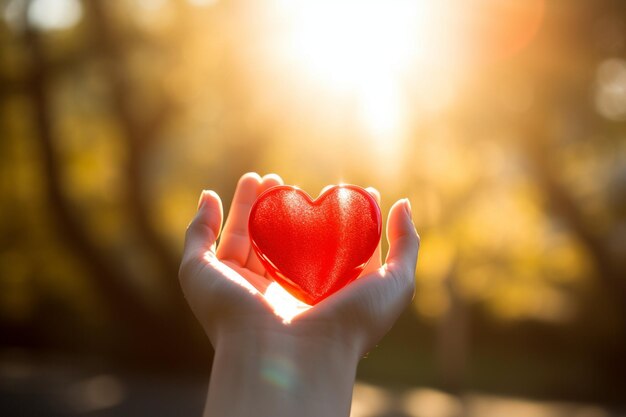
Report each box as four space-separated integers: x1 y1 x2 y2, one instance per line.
259 0 544 169
203 252 259 295
264 282 311 323
271 0 450 148
273 0 440 91
203 252 310 323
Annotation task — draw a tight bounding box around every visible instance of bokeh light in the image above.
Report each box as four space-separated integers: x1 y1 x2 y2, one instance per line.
27 0 82 30
594 58 626 121
1 0 625 415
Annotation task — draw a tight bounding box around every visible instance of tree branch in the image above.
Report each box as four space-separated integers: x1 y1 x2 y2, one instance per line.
521 123 626 325
23 25 160 332
84 1 183 310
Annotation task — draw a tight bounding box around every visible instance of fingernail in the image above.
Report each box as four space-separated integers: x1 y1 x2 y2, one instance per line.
404 198 412 217
197 190 207 210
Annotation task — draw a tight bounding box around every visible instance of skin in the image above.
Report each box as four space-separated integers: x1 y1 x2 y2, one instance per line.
179 172 420 417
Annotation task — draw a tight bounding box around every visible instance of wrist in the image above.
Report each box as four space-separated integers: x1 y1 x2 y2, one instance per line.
206 324 361 417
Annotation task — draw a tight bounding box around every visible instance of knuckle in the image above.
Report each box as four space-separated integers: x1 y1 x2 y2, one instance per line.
408 225 419 243
178 257 192 283
392 264 416 299
406 230 420 256
184 222 195 242
178 254 202 284
405 275 416 301
185 214 202 237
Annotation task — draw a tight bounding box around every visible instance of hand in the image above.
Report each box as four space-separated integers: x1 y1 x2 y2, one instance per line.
179 172 419 417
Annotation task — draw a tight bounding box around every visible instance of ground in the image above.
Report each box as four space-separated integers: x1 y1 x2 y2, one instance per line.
0 352 622 417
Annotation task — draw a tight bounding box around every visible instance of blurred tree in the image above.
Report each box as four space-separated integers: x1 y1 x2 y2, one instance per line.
0 0 624 402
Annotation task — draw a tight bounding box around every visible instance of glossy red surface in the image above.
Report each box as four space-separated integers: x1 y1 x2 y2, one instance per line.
249 185 382 305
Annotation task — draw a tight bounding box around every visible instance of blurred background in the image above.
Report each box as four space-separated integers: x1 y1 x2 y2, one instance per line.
1 0 626 415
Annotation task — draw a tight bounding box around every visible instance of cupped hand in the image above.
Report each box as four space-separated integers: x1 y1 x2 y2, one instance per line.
179 172 420 357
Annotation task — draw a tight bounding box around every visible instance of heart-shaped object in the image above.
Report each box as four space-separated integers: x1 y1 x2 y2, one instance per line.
249 185 382 305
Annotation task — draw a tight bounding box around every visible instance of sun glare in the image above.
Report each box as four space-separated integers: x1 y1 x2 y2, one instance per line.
203 252 310 323
273 0 436 90
264 282 311 323
266 0 454 168
259 0 543 162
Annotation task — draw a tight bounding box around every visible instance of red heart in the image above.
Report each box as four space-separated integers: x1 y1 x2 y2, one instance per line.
248 185 382 305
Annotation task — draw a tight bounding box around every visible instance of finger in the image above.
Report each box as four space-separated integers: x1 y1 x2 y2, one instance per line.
384 199 420 283
223 260 273 295
310 199 418 353
182 190 223 264
246 173 284 275
361 187 382 276
216 173 263 265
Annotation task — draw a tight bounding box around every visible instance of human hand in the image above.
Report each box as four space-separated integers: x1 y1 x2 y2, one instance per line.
179 172 419 417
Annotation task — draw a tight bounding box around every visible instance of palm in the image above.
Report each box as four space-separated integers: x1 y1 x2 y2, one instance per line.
180 173 418 354
184 173 286 328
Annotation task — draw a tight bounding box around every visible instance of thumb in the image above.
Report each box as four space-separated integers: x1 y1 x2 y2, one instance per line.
384 199 419 280
182 190 223 262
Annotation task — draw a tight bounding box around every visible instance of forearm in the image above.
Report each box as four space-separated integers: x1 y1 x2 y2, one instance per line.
204 328 360 417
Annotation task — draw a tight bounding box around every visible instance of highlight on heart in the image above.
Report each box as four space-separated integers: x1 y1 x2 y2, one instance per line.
248 184 382 305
